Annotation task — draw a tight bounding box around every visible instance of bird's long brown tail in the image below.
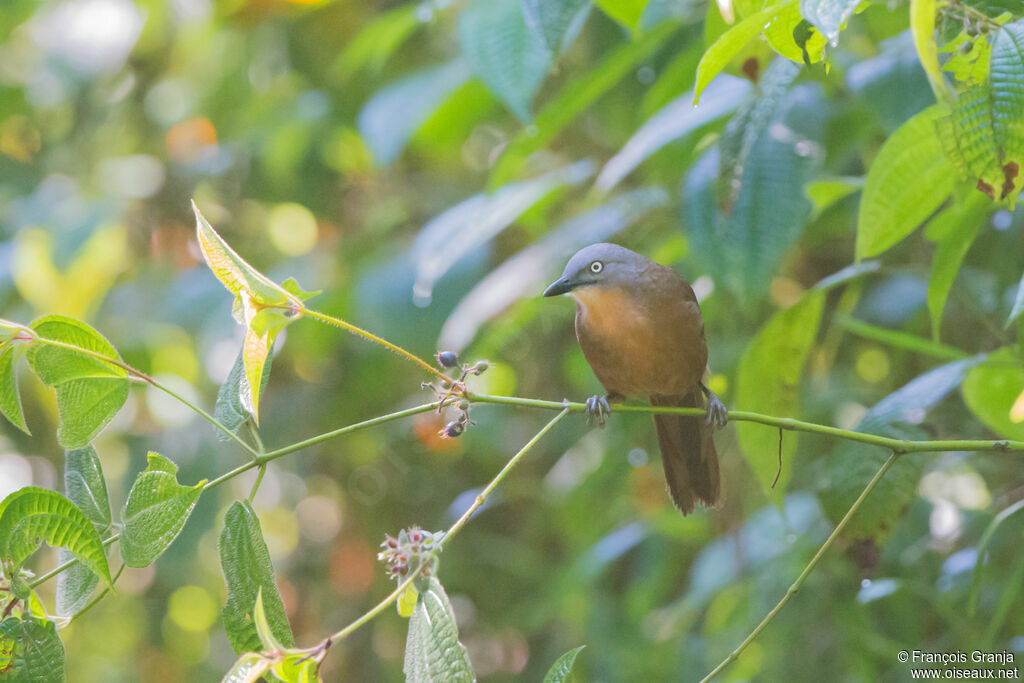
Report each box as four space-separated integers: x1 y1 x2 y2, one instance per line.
650 392 720 515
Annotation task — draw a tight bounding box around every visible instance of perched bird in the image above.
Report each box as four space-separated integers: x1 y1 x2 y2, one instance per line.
543 243 726 515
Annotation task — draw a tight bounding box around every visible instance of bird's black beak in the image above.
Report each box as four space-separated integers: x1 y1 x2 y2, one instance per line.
543 277 574 297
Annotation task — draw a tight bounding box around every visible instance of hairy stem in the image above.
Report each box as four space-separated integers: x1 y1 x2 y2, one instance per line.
466 393 1024 454
304 308 449 382
701 451 900 682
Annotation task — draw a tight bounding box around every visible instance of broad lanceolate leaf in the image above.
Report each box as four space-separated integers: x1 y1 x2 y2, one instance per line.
25 315 129 449
412 160 594 305
736 290 825 497
220 501 294 655
459 0 552 122
489 21 675 188
333 3 421 81
403 577 474 683
521 0 591 53
926 195 990 341
962 347 1024 441
595 75 751 192
693 0 790 103
856 105 954 259
543 645 585 683
0 344 29 435
683 68 824 301
989 18 1024 201
0 487 111 586
358 59 472 165
799 0 861 43
214 351 273 440
0 617 65 683
120 452 205 568
821 357 981 539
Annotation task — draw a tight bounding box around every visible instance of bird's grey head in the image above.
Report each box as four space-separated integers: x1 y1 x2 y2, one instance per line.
542 243 648 297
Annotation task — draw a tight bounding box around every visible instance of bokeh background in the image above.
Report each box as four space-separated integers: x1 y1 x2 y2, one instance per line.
1 0 1023 680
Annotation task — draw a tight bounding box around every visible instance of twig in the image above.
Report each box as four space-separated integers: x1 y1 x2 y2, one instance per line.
772 427 783 489
700 451 900 681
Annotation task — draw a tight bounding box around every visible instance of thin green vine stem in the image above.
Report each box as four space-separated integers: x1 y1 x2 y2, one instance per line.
30 534 119 589
465 393 1024 455
701 451 900 682
31 336 259 459
325 406 571 644
303 308 450 382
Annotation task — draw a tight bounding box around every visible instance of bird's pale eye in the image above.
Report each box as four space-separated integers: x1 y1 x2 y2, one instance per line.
590 261 603 274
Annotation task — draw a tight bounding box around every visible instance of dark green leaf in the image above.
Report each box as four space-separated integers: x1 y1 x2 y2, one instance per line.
0 487 111 587
0 617 65 683
856 105 954 259
120 452 205 568
459 0 552 122
26 315 129 449
736 290 825 497
214 350 273 441
489 21 675 188
219 501 294 655
521 0 591 53
0 344 28 435
962 347 1024 440
968 498 1024 615
821 358 981 539
403 577 474 682
543 645 585 683
358 59 472 165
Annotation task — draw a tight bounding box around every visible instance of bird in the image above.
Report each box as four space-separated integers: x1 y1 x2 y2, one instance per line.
543 243 726 515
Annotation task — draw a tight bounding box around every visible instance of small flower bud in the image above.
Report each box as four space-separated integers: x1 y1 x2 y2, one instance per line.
436 351 459 368
442 421 463 438
472 360 489 374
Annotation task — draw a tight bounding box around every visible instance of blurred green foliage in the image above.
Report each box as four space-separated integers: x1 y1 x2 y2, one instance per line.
0 0 1023 680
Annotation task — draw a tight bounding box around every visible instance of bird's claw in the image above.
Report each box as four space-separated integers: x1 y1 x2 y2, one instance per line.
702 385 728 429
585 395 611 428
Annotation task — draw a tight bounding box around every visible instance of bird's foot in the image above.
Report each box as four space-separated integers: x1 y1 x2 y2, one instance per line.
701 383 728 429
585 395 612 428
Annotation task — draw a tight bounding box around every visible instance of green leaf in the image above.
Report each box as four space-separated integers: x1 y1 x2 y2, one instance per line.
821 358 981 539
762 4 826 64
0 487 111 587
358 59 472 165
936 88 1008 200
521 0 591 53
910 0 952 103
968 498 1024 615
120 452 205 568
270 653 320 683
332 3 421 82
798 0 861 43
1007 271 1024 327
805 176 863 217
252 588 285 653
962 347 1024 440
220 501 294 655
25 315 129 449
831 313 970 361
926 195 990 340
735 290 825 498
595 75 751 192
683 65 824 301
489 21 675 188
989 18 1024 201
62 447 110 528
403 577 474 683
55 446 111 616
214 351 273 441
0 617 65 683
855 105 954 259
693 1 790 104
593 0 649 29
543 645 585 683
413 160 594 305
0 344 29 435
940 29 993 86
459 0 552 122
221 651 271 683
